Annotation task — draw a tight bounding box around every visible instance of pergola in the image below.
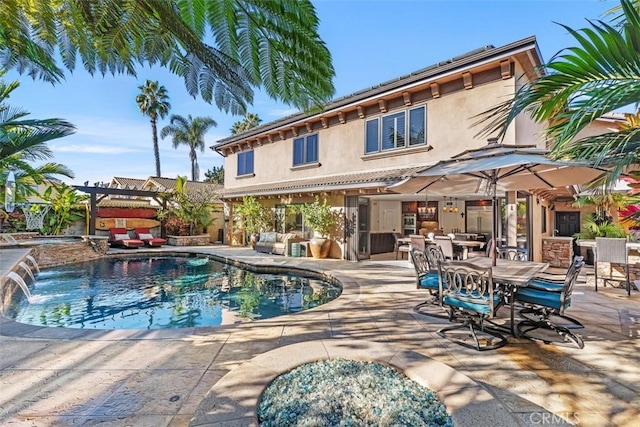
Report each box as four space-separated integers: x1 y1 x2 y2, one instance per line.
73 185 168 235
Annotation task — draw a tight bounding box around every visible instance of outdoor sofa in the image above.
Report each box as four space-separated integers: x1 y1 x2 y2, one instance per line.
255 232 303 256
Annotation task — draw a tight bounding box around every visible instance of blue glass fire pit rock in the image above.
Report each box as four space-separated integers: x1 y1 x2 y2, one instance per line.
258 358 453 426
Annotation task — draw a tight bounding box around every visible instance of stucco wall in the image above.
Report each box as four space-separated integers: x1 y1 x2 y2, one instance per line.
512 61 548 148
223 77 519 190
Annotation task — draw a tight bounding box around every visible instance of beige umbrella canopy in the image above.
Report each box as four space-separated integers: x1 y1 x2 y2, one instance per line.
388 142 608 265
390 143 607 196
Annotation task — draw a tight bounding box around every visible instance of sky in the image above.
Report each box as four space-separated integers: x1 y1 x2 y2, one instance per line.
4 0 617 186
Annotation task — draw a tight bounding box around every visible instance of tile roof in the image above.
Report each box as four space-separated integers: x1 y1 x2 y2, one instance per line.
145 177 222 193
221 166 426 198
110 177 147 190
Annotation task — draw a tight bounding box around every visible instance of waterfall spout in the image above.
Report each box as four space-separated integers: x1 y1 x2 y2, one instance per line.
18 261 35 282
25 255 40 274
6 272 32 302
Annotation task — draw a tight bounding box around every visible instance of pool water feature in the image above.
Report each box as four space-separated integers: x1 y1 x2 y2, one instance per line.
5 256 341 329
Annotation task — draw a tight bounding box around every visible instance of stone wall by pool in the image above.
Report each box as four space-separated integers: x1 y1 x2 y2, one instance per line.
0 235 109 268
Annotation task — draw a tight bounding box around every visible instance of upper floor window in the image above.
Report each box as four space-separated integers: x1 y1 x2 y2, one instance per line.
237 150 254 176
293 134 318 166
365 105 426 154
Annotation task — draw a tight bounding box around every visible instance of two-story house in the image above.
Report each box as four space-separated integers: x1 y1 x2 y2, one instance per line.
212 36 585 261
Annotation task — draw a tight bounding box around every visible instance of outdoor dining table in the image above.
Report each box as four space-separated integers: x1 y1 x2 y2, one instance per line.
458 257 550 336
451 240 484 260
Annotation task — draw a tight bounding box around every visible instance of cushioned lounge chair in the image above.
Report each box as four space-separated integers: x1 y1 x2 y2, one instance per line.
134 227 167 247
109 228 144 249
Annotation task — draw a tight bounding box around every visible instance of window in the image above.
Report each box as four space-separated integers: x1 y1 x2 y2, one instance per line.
293 134 318 166
409 106 426 146
381 112 405 150
237 150 254 176
365 105 426 154
365 119 379 153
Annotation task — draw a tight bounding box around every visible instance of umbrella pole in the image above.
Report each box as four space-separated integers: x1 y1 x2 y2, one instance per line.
491 179 498 267
492 195 497 266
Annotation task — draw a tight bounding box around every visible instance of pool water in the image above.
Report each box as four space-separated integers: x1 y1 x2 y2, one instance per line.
6 256 341 329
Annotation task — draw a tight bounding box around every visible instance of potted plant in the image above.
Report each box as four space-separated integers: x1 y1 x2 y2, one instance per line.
293 196 340 258
234 195 274 248
574 213 626 264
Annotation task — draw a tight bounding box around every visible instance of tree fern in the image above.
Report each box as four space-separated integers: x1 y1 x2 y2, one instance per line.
0 0 335 113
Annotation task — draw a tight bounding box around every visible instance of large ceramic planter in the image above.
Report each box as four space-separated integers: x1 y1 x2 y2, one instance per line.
309 237 331 258
249 234 258 249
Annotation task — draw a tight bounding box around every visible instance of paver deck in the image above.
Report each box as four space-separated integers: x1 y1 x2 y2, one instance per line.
1 245 639 426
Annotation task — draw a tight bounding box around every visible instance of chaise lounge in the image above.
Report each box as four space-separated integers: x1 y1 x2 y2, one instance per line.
134 227 167 247
109 228 144 249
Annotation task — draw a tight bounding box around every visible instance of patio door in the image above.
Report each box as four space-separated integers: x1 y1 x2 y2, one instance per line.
555 211 580 237
344 196 369 261
358 198 370 260
499 192 531 250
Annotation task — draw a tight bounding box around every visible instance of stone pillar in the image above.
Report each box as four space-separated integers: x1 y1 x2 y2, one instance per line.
542 237 574 268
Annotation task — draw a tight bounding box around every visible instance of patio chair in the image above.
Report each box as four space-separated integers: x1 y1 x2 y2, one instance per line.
411 245 448 319
433 235 462 260
468 238 494 259
134 227 167 247
109 228 144 249
393 232 410 260
514 256 585 348
595 237 631 296
437 260 506 351
410 234 426 252
497 246 529 261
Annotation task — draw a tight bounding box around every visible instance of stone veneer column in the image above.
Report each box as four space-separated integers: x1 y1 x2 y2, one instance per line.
541 237 573 268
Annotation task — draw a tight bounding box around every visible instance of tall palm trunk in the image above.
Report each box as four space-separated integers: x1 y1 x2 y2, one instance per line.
190 148 198 181
151 116 161 177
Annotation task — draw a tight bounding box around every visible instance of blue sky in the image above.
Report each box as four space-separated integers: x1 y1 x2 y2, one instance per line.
5 0 615 186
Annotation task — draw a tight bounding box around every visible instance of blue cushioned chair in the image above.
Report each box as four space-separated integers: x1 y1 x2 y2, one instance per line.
410 246 448 319
437 260 506 351
514 256 585 348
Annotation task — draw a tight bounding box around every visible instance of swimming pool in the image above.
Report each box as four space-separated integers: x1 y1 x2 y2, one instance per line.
5 255 341 329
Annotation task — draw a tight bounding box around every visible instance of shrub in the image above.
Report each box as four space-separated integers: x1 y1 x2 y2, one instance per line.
165 216 190 236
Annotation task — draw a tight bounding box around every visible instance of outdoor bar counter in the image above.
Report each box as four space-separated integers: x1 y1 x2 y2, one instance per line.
541 236 574 268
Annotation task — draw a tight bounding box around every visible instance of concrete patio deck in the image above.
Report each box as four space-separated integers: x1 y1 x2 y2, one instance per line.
1 245 639 426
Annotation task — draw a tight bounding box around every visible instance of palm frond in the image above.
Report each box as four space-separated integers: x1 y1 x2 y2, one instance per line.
475 0 640 147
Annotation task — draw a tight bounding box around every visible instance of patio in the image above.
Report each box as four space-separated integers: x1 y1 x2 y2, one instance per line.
1 245 639 426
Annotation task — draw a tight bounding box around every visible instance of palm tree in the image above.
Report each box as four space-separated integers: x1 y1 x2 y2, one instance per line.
0 0 335 114
136 80 171 177
476 0 640 186
160 114 217 181
230 113 262 135
1 71 75 205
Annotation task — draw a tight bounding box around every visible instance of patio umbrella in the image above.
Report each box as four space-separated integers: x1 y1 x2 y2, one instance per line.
389 142 608 265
